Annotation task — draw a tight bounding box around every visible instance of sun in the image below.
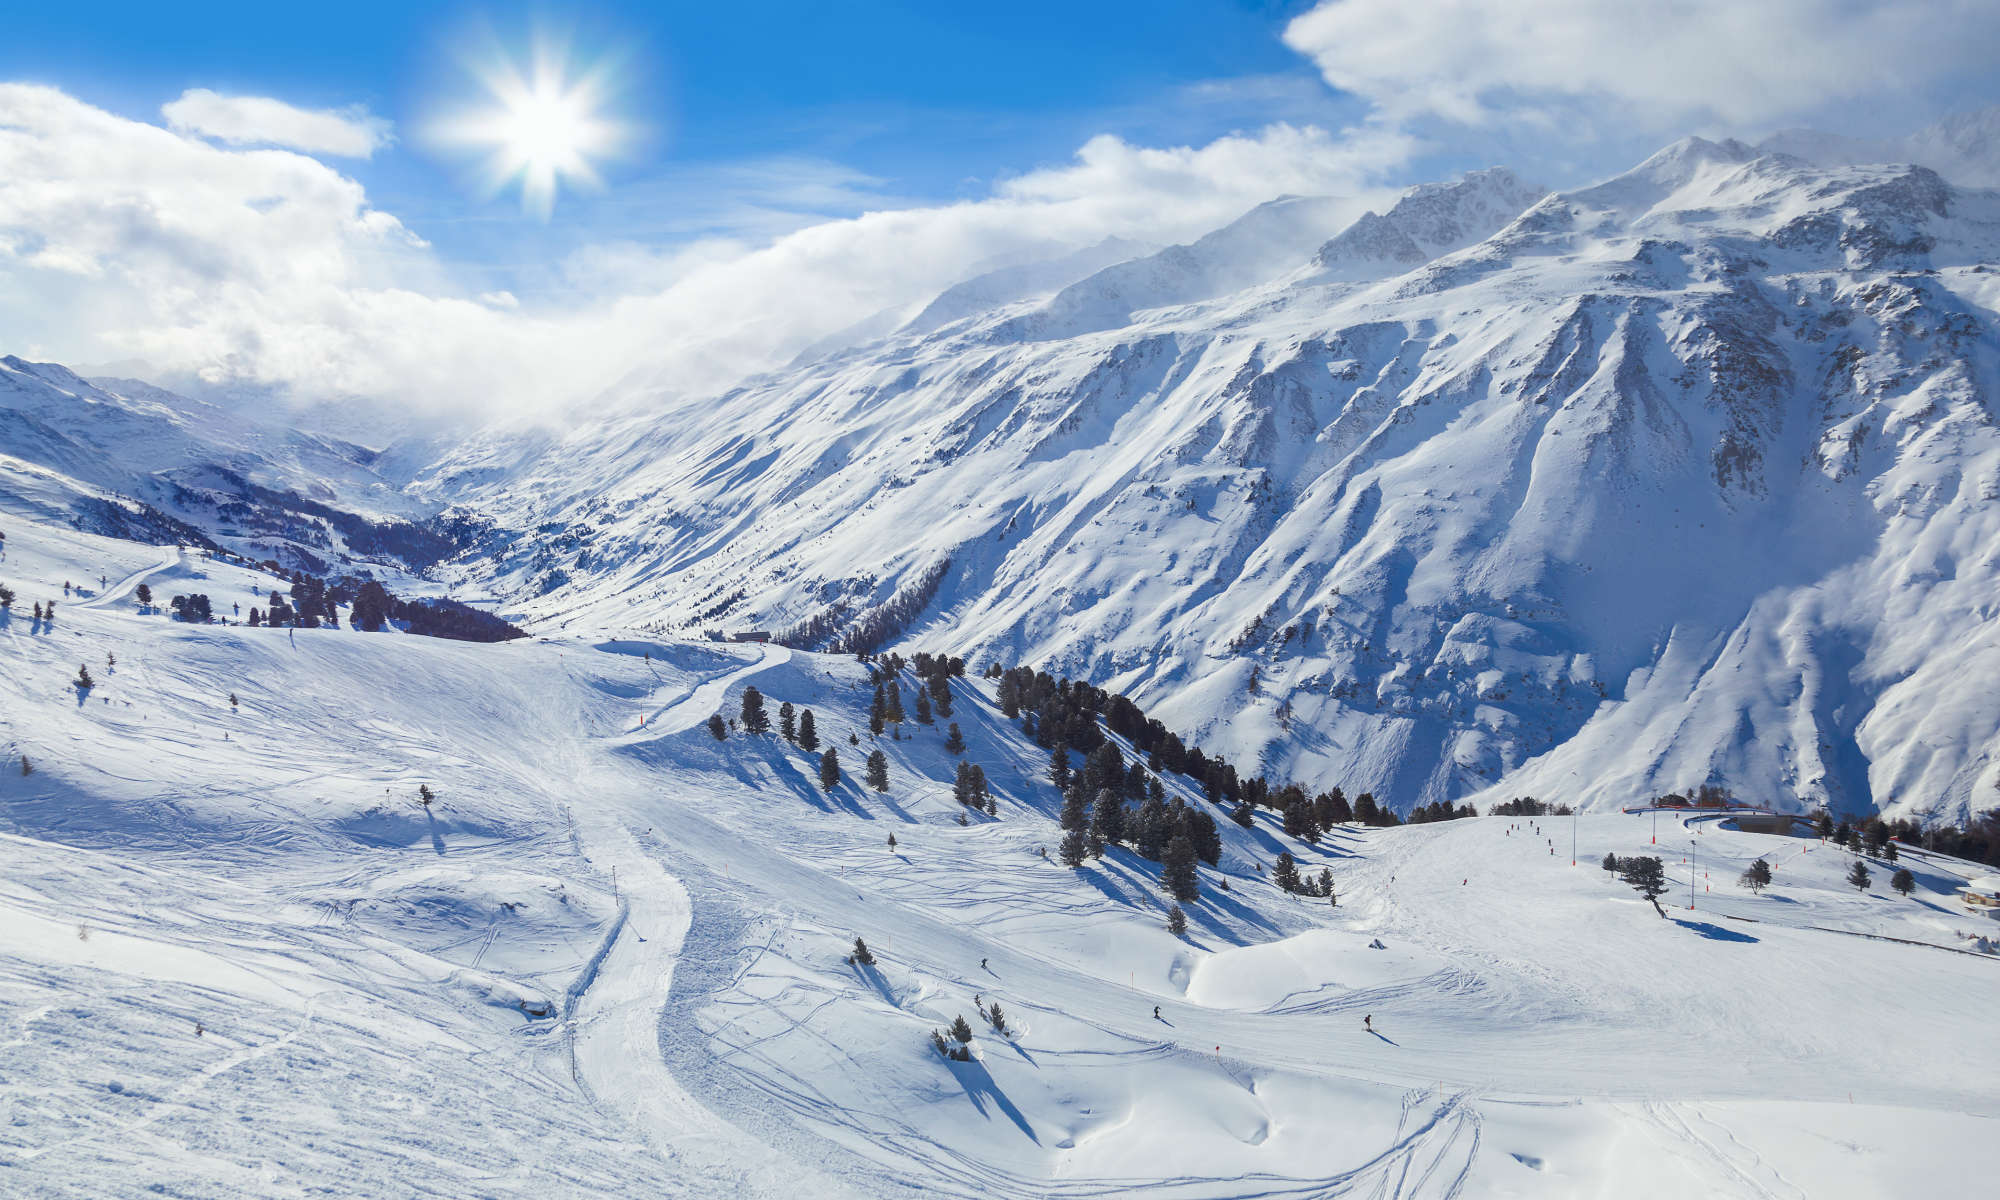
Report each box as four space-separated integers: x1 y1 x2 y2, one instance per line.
435 33 630 219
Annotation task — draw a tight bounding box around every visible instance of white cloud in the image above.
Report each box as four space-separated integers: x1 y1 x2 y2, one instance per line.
163 88 391 158
0 83 1410 422
1283 0 2000 133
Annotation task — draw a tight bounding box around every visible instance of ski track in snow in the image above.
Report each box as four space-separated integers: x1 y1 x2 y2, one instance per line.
2 520 1999 1196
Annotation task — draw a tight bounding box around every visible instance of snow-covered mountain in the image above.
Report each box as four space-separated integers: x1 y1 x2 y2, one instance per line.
8 136 2000 828
420 141 2000 826
0 356 469 575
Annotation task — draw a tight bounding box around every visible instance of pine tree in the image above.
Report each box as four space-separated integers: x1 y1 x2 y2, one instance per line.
1059 786 1088 832
950 1014 974 1045
914 689 934 725
779 700 797 743
1162 834 1200 902
1283 796 1318 842
887 833 897 850
798 709 819 751
944 723 965 755
1621 856 1670 916
1846 859 1872 893
987 1002 1009 1035
1230 804 1255 828
865 749 890 792
1739 858 1773 894
1814 810 1835 838
1891 867 1915 896
1058 827 1089 867
134 582 150 607
1137 795 1167 860
1049 746 1071 791
1862 823 1888 858
819 748 841 793
707 714 727 741
851 937 875 965
885 681 906 724
739 686 771 734
1318 868 1335 905
1272 851 1301 894
1166 904 1187 936
1883 839 1898 862
1089 789 1124 846
74 663 92 690
1602 851 1620 873
418 783 435 807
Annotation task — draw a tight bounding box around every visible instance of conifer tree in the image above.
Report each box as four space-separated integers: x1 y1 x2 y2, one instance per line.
707 714 727 741
870 684 887 729
950 1014 974 1045
914 689 934 725
134 583 150 608
819 748 841 793
1166 904 1187 936
740 686 771 734
887 833 897 850
1891 867 1915 896
779 700 797 743
1089 788 1124 846
1272 851 1301 894
987 1002 1009 1035
851 937 875 965
1137 795 1167 860
1621 856 1670 916
1847 859 1872 893
74 663 92 690
1059 786 1088 832
1162 834 1200 902
885 681 906 724
1739 858 1773 894
1602 851 1620 873
1318 868 1335 903
1058 827 1089 867
1049 746 1071 791
1883 839 1898 863
1283 796 1319 842
798 709 819 751
944 723 965 755
865 749 890 792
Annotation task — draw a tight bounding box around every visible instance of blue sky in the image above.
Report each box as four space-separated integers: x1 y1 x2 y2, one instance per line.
2 1 1996 413
0 2 1354 271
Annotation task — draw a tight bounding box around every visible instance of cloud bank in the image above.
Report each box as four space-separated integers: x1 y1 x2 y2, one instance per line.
1283 0 2000 132
162 88 392 158
0 83 1406 422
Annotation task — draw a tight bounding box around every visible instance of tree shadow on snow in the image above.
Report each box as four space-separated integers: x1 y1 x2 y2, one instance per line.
1672 918 1757 943
425 807 446 856
947 1056 1038 1144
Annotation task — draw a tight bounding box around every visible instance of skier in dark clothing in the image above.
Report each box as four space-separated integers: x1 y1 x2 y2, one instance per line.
1364 1014 1372 1032
1154 1006 1161 1020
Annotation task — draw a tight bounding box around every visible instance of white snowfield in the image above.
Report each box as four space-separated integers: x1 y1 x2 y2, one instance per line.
2 518 1997 1198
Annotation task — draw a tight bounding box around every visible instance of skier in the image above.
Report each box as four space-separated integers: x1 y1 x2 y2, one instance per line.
1364 1014 1372 1033
1154 1005 1161 1020
981 957 988 971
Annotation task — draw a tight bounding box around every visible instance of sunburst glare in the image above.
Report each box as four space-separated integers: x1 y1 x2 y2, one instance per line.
434 30 633 219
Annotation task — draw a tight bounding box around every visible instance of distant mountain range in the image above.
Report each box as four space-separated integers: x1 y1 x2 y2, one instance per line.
8 123 2000 825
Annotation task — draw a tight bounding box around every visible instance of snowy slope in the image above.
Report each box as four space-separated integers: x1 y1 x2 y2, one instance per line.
421 142 2000 826
2 513 1997 1197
